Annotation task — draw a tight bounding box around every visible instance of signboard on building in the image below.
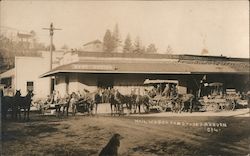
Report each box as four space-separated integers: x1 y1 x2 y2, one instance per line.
72 64 116 71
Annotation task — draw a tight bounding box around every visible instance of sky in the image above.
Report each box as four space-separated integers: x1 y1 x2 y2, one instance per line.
0 0 249 58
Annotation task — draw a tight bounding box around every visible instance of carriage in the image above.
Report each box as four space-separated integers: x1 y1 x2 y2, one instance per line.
143 79 180 112
198 82 236 111
225 89 248 109
75 97 94 114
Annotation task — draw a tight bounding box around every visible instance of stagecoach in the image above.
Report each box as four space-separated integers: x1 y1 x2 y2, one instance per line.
143 79 180 112
198 82 236 111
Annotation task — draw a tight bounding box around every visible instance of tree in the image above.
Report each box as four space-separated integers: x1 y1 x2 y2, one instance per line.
0 33 43 72
61 44 69 50
166 45 173 54
103 29 114 52
141 46 146 53
123 34 133 53
133 36 142 53
201 48 209 55
112 23 122 52
46 44 56 51
146 43 157 53
26 30 46 51
30 30 37 44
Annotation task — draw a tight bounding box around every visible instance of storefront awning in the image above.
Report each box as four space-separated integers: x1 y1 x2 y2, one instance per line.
40 60 249 78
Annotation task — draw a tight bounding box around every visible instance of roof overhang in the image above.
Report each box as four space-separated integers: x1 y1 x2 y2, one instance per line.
40 70 191 78
39 60 249 78
0 68 15 79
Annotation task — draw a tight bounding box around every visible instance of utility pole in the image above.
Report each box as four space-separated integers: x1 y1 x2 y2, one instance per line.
43 23 61 93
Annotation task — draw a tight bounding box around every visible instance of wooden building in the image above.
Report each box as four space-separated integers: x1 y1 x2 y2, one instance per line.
41 52 249 97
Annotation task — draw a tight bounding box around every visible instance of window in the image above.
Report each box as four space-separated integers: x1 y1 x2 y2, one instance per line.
27 81 34 92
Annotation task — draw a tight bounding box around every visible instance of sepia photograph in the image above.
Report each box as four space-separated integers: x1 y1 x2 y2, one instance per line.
0 0 249 155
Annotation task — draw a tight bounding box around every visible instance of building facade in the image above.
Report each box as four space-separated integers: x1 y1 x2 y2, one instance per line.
1 50 248 99
41 52 249 97
0 51 64 98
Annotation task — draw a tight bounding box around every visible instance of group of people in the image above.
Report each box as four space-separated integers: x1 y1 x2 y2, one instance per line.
148 83 178 98
43 90 80 114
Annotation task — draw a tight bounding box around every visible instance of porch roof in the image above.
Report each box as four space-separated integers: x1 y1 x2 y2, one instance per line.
40 59 248 78
0 68 15 79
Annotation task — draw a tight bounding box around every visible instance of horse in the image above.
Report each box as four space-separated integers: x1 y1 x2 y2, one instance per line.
10 90 22 120
61 95 71 117
54 93 78 117
93 91 102 114
134 94 150 114
2 90 23 120
170 96 183 113
146 88 157 98
74 90 99 115
171 94 194 113
1 89 14 120
113 90 133 115
109 92 118 115
181 94 195 113
17 90 34 121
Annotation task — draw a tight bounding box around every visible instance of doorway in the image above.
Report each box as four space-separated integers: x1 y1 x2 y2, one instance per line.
97 74 114 89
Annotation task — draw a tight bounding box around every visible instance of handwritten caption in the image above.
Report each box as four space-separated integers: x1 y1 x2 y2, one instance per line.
134 119 227 133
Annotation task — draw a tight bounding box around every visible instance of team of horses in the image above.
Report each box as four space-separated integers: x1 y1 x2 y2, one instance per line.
42 89 152 117
50 89 151 117
110 89 151 115
91 88 195 115
1 90 34 121
1 88 196 121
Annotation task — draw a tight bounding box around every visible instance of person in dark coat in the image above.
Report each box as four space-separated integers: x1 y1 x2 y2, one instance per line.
99 133 124 156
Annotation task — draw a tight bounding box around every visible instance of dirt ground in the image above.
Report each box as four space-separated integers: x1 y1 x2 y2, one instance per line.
1 112 250 156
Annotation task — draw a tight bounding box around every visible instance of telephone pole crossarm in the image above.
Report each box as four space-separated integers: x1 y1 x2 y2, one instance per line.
42 22 62 93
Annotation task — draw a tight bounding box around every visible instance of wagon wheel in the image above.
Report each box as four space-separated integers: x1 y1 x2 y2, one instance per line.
170 100 179 113
157 99 167 112
205 103 220 112
223 100 236 111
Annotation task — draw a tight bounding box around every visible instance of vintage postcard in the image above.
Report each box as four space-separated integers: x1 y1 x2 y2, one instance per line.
0 1 249 155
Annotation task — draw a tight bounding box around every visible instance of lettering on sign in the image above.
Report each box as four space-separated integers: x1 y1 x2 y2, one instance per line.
134 119 228 133
72 64 116 71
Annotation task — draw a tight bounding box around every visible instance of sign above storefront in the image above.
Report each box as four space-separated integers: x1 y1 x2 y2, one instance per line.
72 64 116 71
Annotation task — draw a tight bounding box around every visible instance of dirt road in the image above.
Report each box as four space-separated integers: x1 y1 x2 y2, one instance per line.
1 114 249 156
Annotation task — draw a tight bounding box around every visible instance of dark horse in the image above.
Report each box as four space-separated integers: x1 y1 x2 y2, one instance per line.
181 94 195 113
76 91 98 115
171 94 194 113
109 89 118 115
94 91 102 114
61 95 71 117
17 90 34 121
1 89 10 120
60 93 77 116
112 90 133 115
134 94 150 114
2 90 22 120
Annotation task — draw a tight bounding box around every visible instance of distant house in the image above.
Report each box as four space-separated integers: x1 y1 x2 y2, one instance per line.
0 51 64 98
82 40 103 52
17 32 35 49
